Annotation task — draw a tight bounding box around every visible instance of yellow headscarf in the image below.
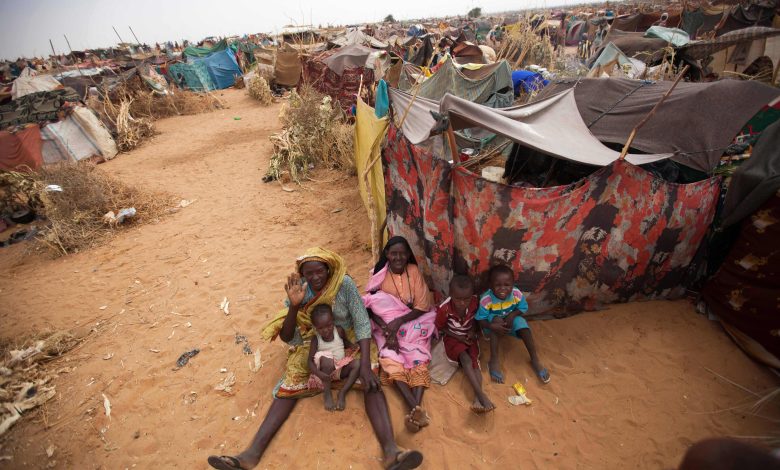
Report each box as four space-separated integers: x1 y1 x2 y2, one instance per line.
260 247 347 342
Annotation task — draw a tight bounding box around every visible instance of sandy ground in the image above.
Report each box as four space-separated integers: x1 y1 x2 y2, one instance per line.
0 89 778 469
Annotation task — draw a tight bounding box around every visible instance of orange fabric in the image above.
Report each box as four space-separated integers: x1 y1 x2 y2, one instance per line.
379 360 431 388
379 263 433 312
0 124 43 171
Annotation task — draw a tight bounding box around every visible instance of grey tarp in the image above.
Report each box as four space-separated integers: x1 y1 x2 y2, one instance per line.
536 78 780 173
678 27 780 61
323 44 375 75
331 29 388 49
590 29 669 64
415 57 514 108
721 118 780 227
388 87 672 166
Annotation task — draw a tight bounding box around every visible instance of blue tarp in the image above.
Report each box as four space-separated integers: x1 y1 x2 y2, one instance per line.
190 48 242 90
511 70 549 95
169 61 216 91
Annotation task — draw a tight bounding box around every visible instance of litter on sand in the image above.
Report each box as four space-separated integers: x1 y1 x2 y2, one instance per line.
102 393 112 419
215 372 236 395
173 348 200 370
250 350 262 372
220 297 230 315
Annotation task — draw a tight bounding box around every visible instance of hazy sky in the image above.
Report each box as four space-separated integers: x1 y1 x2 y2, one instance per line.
0 0 586 60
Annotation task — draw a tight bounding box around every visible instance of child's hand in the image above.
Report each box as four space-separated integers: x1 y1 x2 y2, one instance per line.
489 317 510 335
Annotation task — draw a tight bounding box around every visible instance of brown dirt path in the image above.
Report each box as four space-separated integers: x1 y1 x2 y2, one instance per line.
0 89 777 469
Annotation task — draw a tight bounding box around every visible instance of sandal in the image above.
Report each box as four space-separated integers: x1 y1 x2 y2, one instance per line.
207 455 245 470
536 368 551 384
489 369 504 384
383 448 424 470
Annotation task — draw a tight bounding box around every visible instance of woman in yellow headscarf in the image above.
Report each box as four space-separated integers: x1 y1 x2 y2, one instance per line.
208 248 423 470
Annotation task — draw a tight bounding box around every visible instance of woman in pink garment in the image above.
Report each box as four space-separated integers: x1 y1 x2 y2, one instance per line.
363 236 437 433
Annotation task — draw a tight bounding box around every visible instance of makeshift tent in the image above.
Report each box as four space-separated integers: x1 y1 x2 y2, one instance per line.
379 121 719 315
40 107 117 164
0 88 81 129
304 45 375 112
332 29 388 49
644 26 690 47
701 187 780 368
511 70 548 95
388 87 671 165
275 44 302 87
451 42 486 64
404 57 514 108
189 48 242 89
168 61 216 91
536 78 780 173
183 39 229 59
611 12 682 32
565 20 587 46
0 124 43 171
717 2 776 36
590 29 669 63
681 7 725 38
586 42 646 78
11 68 62 100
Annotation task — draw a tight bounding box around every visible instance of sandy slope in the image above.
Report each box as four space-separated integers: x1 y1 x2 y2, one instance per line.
0 89 777 470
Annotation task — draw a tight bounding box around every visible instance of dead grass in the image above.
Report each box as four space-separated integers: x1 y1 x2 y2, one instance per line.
14 162 173 256
497 21 555 70
266 85 354 182
87 76 223 151
0 330 84 437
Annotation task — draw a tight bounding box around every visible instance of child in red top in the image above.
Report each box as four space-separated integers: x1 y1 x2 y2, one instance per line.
435 274 495 413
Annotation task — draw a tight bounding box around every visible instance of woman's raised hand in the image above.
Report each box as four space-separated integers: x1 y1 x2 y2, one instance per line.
285 273 307 307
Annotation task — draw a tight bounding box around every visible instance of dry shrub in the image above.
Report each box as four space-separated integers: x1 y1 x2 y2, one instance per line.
87 76 223 151
248 75 273 105
266 85 354 182
497 21 555 70
27 162 172 256
0 330 83 437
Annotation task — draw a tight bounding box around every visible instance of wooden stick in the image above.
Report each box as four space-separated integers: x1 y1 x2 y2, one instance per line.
619 64 689 160
446 122 460 163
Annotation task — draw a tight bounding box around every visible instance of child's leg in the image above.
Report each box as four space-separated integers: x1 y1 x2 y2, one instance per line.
459 351 493 412
335 361 361 411
319 356 336 410
517 326 550 383
487 331 503 383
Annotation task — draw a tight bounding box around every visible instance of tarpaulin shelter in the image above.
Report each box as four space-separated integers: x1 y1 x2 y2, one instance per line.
0 124 43 171
380 88 720 315
40 107 117 164
401 57 514 108
565 20 587 46
332 29 388 49
586 42 646 78
183 39 229 59
717 2 777 36
0 88 81 129
536 78 780 173
168 61 216 91
189 48 242 89
11 68 62 100
681 7 726 38
590 29 670 63
303 45 375 112
275 43 302 87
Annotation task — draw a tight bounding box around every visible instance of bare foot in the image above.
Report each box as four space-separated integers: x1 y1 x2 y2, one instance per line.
478 393 496 411
335 392 347 411
404 413 421 433
470 397 485 414
411 405 430 427
323 391 336 411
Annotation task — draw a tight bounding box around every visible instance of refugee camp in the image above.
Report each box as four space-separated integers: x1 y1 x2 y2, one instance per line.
1 0 780 468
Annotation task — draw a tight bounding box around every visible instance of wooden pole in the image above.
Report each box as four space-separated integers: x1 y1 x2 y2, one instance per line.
446 122 460 163
129 26 141 45
63 35 86 78
619 65 689 160
49 39 58 70
112 26 125 44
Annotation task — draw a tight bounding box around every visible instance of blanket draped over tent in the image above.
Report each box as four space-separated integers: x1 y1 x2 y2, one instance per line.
354 97 389 240
0 124 43 171
304 46 374 112
402 58 514 108
381 125 721 317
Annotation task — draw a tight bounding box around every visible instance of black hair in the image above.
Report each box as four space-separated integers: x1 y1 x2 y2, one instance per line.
488 264 515 283
449 274 474 293
372 235 418 274
311 304 333 324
